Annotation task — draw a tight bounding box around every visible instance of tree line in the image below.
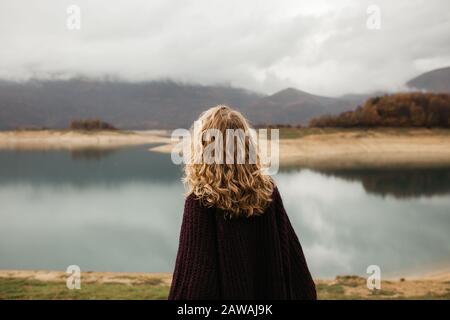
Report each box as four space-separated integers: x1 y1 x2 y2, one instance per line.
70 119 117 131
309 92 450 128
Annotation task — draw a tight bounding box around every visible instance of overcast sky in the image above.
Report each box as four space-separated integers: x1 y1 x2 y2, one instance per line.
0 0 449 96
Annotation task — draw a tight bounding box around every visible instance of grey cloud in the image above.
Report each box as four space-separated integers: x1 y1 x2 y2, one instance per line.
0 0 449 95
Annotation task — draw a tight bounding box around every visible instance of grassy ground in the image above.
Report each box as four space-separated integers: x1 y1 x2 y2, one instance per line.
316 276 450 300
0 277 169 300
1 272 449 300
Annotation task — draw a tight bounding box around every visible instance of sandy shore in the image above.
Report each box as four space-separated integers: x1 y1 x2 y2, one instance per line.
1 269 449 299
150 128 450 169
280 129 450 169
1 128 450 168
0 130 171 151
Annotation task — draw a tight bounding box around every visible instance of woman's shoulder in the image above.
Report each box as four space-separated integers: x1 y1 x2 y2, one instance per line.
183 193 217 225
270 184 281 201
267 184 286 213
184 192 201 208
184 192 213 214
185 192 203 205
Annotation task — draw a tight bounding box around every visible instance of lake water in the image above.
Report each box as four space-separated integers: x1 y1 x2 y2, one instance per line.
1 145 449 279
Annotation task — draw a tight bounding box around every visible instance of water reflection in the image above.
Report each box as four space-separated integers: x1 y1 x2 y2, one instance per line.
0 145 181 186
311 168 450 198
276 169 450 278
0 146 449 278
70 148 118 161
0 182 184 272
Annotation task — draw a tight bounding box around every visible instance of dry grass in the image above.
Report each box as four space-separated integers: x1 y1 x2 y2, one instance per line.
316 275 450 300
1 270 449 300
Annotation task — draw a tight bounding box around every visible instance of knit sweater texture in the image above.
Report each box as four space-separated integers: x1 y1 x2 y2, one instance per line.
168 187 316 300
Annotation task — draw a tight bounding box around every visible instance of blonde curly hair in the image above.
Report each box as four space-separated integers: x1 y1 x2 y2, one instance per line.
183 105 274 217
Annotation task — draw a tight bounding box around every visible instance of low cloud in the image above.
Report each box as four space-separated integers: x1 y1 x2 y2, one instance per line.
0 0 449 95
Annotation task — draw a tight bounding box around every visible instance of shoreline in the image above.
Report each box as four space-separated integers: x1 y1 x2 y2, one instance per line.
1 128 450 169
150 128 450 169
280 128 450 169
0 129 171 151
0 268 449 300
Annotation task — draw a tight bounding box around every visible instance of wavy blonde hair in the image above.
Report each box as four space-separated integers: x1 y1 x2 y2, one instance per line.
184 105 274 217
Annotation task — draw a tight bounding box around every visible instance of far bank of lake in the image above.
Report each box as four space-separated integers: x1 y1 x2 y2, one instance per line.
149 128 450 169
1 128 450 168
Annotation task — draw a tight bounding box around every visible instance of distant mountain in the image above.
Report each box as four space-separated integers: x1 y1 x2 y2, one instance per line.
246 88 355 126
10 69 448 130
0 79 263 130
406 66 450 93
0 80 362 129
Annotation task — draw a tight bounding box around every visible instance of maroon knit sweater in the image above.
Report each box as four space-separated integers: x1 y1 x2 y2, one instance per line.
168 187 316 300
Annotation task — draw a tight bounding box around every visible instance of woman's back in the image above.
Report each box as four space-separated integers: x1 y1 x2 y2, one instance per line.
168 187 316 300
168 105 316 300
